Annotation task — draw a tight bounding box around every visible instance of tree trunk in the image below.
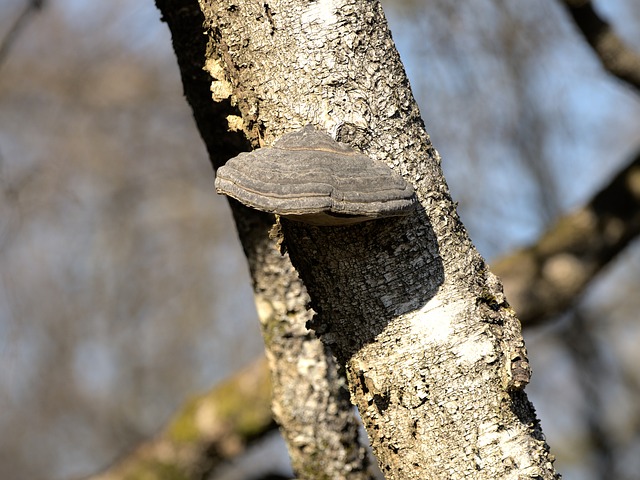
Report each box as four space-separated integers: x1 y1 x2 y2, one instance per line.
155 1 373 478
158 0 559 478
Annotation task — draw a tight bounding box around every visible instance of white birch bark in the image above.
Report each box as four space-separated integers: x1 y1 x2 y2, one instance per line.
162 0 560 477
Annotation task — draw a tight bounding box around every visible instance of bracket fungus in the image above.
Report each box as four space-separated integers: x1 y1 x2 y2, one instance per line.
214 124 417 226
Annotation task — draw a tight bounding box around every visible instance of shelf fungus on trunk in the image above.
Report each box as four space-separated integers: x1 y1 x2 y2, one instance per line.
214 125 417 226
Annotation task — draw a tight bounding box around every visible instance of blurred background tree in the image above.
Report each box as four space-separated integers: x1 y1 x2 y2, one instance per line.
0 1 639 479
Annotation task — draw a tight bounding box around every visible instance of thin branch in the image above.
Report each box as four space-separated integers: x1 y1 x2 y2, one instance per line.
560 0 640 93
0 0 45 70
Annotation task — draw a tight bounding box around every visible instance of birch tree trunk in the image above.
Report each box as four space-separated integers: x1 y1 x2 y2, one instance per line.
157 0 560 478
156 1 374 478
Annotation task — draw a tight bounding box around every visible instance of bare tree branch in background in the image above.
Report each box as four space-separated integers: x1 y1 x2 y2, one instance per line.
494 151 640 326
560 0 640 92
85 358 275 480
0 0 45 70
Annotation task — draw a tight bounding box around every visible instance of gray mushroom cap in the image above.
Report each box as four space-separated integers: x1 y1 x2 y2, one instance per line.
214 125 417 226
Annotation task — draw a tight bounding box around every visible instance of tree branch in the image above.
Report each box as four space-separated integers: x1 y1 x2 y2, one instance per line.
494 151 640 326
0 0 45 70
84 358 275 480
560 0 640 93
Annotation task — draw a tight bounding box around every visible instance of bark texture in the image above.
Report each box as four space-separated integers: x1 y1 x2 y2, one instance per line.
155 1 372 478
191 0 558 477
233 207 373 479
